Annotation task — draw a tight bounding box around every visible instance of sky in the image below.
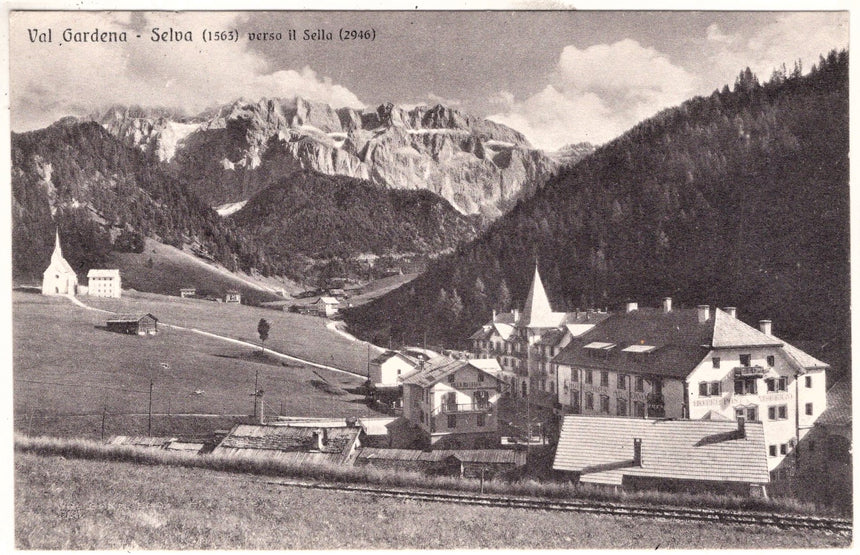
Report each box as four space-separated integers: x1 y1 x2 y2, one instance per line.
9 10 849 150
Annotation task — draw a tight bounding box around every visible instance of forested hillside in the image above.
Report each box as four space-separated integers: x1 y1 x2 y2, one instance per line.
231 171 479 259
345 50 849 376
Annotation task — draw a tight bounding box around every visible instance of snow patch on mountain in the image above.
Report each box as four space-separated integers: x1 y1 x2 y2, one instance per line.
215 200 248 217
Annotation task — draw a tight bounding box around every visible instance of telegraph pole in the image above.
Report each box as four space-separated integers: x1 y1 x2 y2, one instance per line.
253 369 260 417
147 378 154 436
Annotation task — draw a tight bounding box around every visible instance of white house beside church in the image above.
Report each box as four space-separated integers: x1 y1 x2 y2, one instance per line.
87 269 122 298
42 230 78 296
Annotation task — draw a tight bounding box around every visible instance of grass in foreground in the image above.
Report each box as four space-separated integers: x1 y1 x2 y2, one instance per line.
15 452 849 550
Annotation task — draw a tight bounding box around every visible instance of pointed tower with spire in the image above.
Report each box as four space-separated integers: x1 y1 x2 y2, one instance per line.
519 264 557 329
41 228 78 296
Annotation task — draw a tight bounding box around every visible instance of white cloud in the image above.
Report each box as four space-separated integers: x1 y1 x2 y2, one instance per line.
702 13 848 91
10 12 365 131
488 39 697 150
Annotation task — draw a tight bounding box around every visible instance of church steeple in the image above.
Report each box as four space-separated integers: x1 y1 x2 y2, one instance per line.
520 264 554 328
52 227 63 260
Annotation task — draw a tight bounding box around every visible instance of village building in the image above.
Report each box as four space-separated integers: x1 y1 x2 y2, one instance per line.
551 300 828 472
211 423 362 465
355 448 526 479
41 229 78 296
468 265 609 404
272 416 398 448
87 269 122 298
401 357 504 449
179 287 197 298
369 351 421 388
105 313 159 335
553 415 770 496
313 296 340 318
224 290 241 304
793 378 852 509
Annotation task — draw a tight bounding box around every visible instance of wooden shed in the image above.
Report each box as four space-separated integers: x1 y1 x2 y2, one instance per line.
106 313 159 335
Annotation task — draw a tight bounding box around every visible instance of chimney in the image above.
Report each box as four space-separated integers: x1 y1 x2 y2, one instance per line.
345 416 358 428
313 428 328 450
724 307 737 319
737 417 746 439
759 319 772 336
697 305 710 324
625 301 638 313
513 308 519 322
662 297 672 313
492 309 497 321
633 438 642 466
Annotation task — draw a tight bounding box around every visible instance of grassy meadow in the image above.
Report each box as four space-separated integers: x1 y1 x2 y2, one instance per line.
13 292 381 438
15 452 850 550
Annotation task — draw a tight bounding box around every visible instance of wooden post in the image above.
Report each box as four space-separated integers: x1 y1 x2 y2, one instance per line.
101 405 107 441
253 369 259 418
147 378 154 436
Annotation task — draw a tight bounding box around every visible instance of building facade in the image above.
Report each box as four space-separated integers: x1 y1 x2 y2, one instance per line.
369 351 420 387
106 313 159 335
87 269 122 298
401 357 503 449
553 300 828 472
41 230 78 296
468 265 608 405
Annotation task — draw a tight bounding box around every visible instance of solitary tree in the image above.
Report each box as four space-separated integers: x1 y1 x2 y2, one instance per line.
258 318 270 354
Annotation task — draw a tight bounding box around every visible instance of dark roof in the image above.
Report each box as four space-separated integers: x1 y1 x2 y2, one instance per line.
371 350 418 366
552 308 786 379
214 424 359 457
536 328 567 347
553 416 769 485
357 448 526 465
106 313 158 324
468 325 494 341
400 357 502 388
816 379 851 427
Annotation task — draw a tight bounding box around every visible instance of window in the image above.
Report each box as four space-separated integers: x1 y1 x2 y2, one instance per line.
766 378 775 392
585 392 594 410
768 405 788 420
549 381 555 394
699 382 709 396
709 381 721 396
712 357 721 368
779 443 787 455
600 371 609 387
740 354 751 366
805 375 812 388
747 407 758 421
397 369 401 376
474 390 489 409
572 369 579 381
734 378 757 395
448 373 456 384
447 415 456 428
634 401 645 417
767 355 775 367
600 395 610 413
585 370 593 385
477 413 485 427
635 376 644 392
618 374 627 390
778 377 787 391
769 445 777 457
617 399 627 416
805 403 813 416
477 372 484 382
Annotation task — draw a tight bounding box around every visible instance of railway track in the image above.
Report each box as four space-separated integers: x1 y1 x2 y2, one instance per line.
266 478 852 535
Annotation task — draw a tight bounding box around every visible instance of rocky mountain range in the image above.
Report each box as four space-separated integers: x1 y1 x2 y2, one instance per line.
91 98 572 220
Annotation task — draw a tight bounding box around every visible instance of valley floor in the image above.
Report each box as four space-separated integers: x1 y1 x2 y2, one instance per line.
14 453 849 550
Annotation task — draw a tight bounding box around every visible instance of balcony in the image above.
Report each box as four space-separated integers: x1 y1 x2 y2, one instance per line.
432 402 495 416
734 365 767 378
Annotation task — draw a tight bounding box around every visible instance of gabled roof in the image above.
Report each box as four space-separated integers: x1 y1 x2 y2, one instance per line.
316 296 339 305
536 328 568 347
87 269 120 278
371 350 419 367
551 307 792 379
106 313 158 324
492 322 516 341
779 338 829 370
553 416 769 486
816 379 851 427
45 229 76 275
212 424 360 465
400 357 501 388
468 325 494 341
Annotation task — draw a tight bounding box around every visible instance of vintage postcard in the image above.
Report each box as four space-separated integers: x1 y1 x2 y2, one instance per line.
8 6 852 549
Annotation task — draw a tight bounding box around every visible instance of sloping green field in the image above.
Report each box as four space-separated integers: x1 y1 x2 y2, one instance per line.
13 292 382 438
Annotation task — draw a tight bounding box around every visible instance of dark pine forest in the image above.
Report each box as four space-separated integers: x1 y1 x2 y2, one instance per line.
345 50 849 379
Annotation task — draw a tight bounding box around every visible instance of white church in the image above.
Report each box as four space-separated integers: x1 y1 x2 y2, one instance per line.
42 229 78 296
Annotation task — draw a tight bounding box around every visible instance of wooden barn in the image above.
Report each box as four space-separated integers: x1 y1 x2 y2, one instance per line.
355 448 526 479
106 313 159 335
